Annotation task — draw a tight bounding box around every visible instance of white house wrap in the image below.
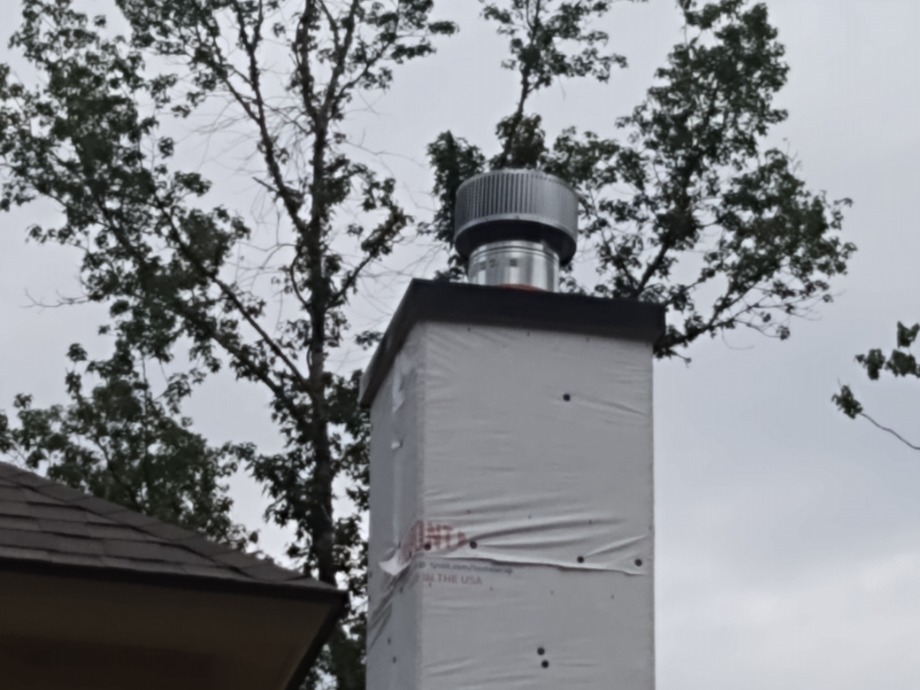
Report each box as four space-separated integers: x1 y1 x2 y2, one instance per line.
361 280 662 689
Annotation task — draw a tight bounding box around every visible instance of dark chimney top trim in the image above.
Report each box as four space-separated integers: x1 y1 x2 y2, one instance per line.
359 280 665 406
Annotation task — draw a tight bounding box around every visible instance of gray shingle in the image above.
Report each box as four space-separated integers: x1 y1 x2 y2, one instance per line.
1 485 71 506
36 518 92 538
0 486 35 503
137 520 198 543
82 523 154 541
0 527 49 550
98 556 195 574
0 461 340 596
0 515 39 532
26 505 94 522
103 539 212 566
50 534 108 557
106 509 160 528
0 544 51 561
46 551 119 569
180 564 244 580
0 501 33 518
1 530 108 557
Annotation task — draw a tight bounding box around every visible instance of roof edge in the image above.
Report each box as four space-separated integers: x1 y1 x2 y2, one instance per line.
0 554 347 690
0 553 347 604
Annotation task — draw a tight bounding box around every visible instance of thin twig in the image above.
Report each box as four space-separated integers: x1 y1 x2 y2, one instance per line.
859 412 920 452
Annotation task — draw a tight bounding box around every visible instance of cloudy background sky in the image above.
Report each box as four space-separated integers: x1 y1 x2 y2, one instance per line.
2 0 919 688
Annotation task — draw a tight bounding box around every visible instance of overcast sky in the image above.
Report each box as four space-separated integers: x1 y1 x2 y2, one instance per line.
2 1 919 688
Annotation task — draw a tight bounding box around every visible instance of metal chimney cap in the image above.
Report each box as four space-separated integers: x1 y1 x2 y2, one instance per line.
453 169 579 263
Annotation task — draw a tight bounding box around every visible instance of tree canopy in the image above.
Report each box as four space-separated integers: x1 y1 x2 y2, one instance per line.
0 0 852 686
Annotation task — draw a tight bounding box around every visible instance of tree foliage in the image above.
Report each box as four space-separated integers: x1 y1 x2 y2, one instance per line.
0 340 251 544
0 0 853 685
0 0 456 685
834 322 920 451
428 0 854 357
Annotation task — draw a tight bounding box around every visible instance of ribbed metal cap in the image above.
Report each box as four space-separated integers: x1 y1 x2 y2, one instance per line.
453 169 579 263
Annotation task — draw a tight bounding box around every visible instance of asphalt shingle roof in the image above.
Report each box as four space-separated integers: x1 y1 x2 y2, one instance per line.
0 460 341 597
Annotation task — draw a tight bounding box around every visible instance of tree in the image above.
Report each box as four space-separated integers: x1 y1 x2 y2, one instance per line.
0 0 853 686
0 0 456 685
0 340 252 545
427 0 854 357
834 322 920 451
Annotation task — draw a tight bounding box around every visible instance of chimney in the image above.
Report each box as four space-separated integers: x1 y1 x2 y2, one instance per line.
360 169 664 689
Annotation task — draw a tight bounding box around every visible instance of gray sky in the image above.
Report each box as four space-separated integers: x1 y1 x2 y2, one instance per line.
2 1 919 688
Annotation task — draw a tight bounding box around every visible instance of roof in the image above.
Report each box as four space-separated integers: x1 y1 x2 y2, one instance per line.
0 460 345 605
359 279 666 405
